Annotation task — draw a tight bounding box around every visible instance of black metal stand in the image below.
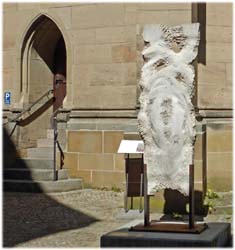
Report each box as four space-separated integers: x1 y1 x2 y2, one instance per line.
124 154 129 212
130 162 208 234
53 116 58 181
189 164 195 229
144 164 150 226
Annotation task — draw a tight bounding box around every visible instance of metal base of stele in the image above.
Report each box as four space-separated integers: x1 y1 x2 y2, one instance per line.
130 220 208 234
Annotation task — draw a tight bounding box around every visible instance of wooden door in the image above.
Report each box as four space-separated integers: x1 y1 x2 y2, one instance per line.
53 37 66 112
53 73 66 112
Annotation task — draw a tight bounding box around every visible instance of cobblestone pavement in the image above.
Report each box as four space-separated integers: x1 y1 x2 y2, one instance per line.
3 189 233 247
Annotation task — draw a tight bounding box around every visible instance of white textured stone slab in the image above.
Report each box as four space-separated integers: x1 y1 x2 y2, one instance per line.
138 23 200 195
117 140 144 154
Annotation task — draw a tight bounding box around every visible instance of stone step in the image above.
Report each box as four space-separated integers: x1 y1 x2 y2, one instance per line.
37 138 54 148
4 178 83 193
7 159 54 169
47 129 54 139
27 147 53 158
4 168 68 181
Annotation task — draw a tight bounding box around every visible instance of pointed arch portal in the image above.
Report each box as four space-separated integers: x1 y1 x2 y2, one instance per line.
21 14 67 112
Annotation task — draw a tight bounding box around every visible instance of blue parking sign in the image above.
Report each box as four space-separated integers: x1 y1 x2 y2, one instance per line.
4 92 11 105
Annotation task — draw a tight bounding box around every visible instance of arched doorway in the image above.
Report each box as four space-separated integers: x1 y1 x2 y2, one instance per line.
20 15 67 147
21 15 67 109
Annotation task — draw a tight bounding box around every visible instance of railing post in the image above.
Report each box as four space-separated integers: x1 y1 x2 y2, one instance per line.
53 115 58 181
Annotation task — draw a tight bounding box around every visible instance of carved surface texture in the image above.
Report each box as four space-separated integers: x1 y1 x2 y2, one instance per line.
138 23 200 195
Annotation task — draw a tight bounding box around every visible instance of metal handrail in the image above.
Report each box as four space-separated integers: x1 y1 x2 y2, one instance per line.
51 109 65 181
56 139 65 168
5 89 54 124
4 87 64 181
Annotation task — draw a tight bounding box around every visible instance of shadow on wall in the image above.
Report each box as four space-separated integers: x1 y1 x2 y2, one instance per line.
192 3 206 65
3 128 98 247
198 3 206 65
17 97 54 127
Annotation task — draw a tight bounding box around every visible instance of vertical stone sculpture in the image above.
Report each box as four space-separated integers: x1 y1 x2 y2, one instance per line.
138 23 200 195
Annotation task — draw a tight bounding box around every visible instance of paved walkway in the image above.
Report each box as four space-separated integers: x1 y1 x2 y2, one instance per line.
3 189 232 247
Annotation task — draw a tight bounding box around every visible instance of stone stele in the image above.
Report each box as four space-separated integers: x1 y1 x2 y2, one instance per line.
138 23 200 195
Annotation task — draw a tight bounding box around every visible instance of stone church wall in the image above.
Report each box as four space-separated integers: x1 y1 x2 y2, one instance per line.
3 3 232 191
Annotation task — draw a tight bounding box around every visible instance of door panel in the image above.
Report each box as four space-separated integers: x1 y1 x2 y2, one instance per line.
53 74 66 112
53 37 66 112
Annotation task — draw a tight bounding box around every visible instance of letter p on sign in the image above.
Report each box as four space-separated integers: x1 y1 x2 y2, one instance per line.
4 92 11 105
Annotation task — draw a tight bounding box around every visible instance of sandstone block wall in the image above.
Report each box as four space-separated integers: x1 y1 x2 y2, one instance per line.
63 129 211 191
3 3 232 110
197 3 232 109
64 130 125 189
206 122 232 191
3 2 192 110
3 3 233 192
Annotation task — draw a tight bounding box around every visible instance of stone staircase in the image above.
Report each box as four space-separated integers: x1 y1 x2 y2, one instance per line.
4 129 83 193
